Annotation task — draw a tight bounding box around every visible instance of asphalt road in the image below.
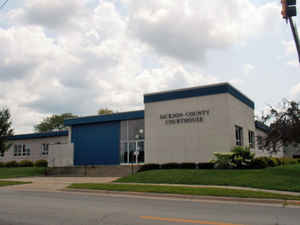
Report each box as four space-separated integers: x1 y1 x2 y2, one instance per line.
0 189 299 225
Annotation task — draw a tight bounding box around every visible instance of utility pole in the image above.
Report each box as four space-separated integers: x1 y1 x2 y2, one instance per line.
0 0 9 10
281 0 300 64
288 17 300 63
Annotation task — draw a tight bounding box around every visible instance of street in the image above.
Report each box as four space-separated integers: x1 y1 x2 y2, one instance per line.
0 189 299 225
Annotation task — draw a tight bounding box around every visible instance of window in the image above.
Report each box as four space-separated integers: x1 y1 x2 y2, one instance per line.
14 144 30 157
22 145 30 156
14 144 22 156
248 130 255 149
120 119 145 164
41 144 49 155
235 126 243 146
257 136 263 150
0 151 4 157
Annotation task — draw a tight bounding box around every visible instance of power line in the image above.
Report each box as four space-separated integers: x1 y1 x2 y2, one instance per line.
0 0 9 10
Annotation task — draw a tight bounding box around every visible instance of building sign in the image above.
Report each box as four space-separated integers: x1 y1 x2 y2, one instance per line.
160 110 210 125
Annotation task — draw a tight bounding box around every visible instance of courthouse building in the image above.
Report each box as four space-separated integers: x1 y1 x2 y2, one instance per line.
64 82 261 166
1 82 288 166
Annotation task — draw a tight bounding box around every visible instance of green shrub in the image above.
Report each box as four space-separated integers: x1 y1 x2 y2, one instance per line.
272 157 282 166
213 152 235 169
251 157 269 169
5 161 18 168
161 162 181 169
231 146 255 169
197 162 214 169
34 160 48 167
251 157 297 169
269 157 280 167
0 162 5 168
279 157 298 165
18 160 34 167
213 147 255 169
180 163 196 169
138 164 160 172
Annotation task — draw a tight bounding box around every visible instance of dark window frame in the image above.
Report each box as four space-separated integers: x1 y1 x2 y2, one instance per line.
41 144 49 155
235 125 243 146
248 130 255 149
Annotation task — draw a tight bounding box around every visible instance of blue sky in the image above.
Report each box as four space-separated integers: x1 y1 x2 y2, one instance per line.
0 0 299 133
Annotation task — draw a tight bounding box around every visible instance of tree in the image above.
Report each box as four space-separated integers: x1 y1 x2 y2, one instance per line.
262 100 300 152
0 107 13 154
98 108 114 115
34 113 78 133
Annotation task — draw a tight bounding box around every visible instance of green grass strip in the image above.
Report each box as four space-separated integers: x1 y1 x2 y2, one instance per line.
0 167 46 179
68 183 300 200
0 181 31 187
116 164 300 192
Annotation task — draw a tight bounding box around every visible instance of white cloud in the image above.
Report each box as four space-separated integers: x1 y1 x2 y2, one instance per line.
1 1 220 133
282 40 297 56
229 78 244 87
126 0 280 63
0 0 287 134
243 64 255 76
9 0 88 32
287 60 299 67
290 83 300 101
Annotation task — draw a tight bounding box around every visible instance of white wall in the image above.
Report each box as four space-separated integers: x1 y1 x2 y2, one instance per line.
254 129 284 158
145 93 255 163
48 143 74 167
227 94 256 150
0 136 68 163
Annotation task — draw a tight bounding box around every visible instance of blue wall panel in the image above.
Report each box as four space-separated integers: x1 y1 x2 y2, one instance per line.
72 122 120 165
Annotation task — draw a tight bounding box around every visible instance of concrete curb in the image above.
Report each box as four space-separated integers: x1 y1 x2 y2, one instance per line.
63 188 300 206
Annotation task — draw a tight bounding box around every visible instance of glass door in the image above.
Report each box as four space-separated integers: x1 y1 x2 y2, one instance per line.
120 140 144 164
129 142 136 163
137 141 144 163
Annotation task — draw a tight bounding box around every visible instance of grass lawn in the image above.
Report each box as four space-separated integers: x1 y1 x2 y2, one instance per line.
116 164 300 192
0 167 46 179
0 181 31 187
68 183 300 200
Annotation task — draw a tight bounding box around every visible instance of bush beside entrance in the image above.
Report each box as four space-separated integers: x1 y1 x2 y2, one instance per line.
138 146 299 172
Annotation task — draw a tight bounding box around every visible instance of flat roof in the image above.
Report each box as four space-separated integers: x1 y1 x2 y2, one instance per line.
64 110 144 126
255 121 271 133
8 130 68 141
144 82 255 109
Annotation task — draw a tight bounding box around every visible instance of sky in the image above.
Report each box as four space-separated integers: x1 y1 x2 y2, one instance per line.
0 0 299 134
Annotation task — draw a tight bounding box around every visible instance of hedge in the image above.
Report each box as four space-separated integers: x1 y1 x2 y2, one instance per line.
138 164 160 172
0 160 48 168
198 162 214 169
5 161 18 168
161 162 181 169
18 160 34 167
180 163 196 169
34 160 48 167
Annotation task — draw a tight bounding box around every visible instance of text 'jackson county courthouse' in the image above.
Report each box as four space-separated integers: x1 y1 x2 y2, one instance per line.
2 83 297 167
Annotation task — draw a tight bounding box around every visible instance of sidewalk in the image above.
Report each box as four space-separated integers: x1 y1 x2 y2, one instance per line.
1 177 118 192
2 177 300 206
2 177 300 196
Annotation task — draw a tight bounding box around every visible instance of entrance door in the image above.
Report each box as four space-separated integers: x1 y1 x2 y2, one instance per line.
129 142 136 163
137 141 144 163
120 140 144 164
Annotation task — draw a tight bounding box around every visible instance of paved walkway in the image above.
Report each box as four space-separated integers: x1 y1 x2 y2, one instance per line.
1 177 119 192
